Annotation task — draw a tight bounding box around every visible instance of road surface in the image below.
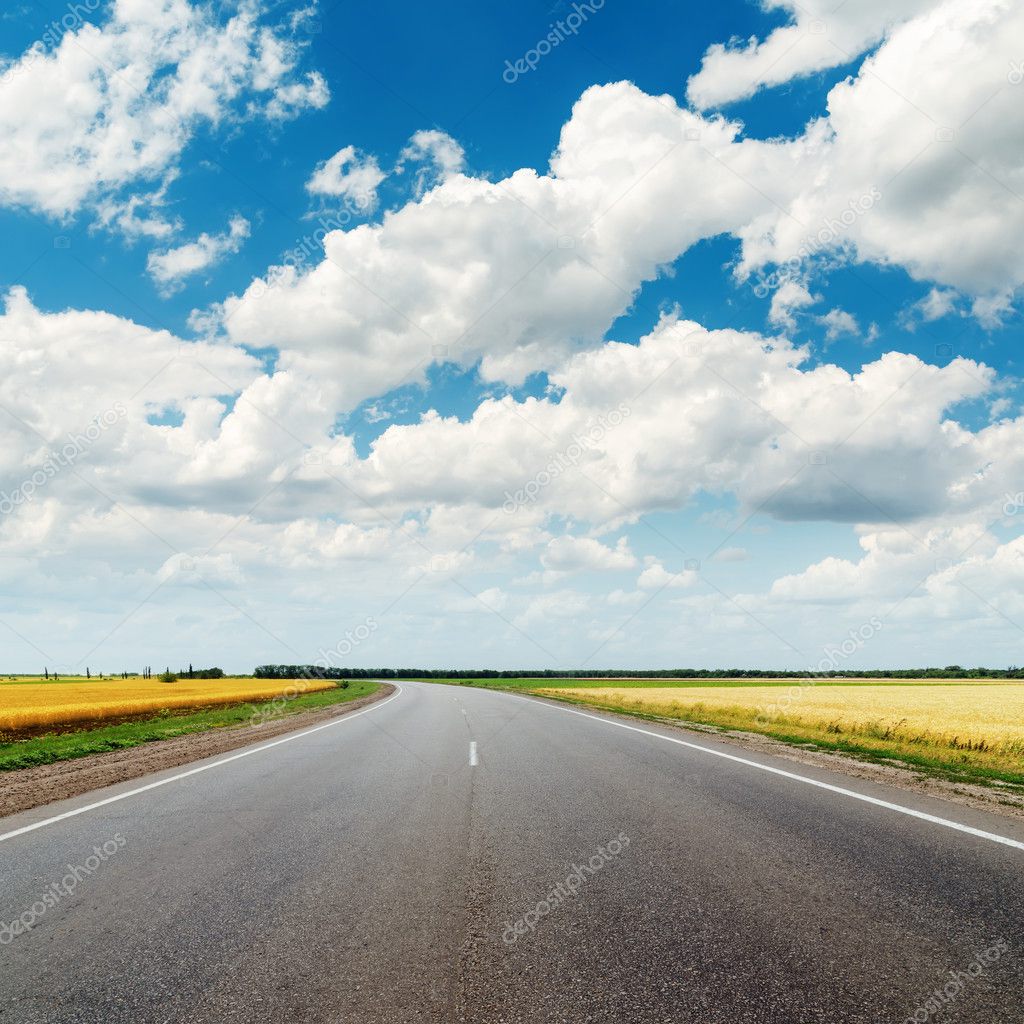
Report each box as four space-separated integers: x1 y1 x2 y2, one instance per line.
1 680 1022 1022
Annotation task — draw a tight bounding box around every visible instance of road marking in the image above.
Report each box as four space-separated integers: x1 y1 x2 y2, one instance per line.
0 685 404 845
532 699 1024 853
469 741 478 766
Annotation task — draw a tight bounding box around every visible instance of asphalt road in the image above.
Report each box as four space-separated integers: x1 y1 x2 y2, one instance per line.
1 680 1022 1023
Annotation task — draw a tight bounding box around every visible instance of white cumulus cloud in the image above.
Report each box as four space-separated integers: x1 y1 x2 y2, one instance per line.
306 145 386 210
0 0 328 223
147 215 251 294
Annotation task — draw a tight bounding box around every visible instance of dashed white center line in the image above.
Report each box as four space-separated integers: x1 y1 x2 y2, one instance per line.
469 741 478 766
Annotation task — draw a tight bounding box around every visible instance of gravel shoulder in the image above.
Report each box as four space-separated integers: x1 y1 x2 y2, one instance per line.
0 683 395 819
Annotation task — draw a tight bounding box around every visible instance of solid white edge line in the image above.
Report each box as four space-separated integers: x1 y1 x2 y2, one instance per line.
469 740 478 766
527 697 1024 853
0 683 404 845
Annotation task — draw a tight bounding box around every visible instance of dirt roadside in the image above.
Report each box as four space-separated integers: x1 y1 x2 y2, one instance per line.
0 684 395 820
700 722 1024 820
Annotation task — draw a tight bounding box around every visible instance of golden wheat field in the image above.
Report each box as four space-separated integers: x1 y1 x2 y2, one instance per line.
539 683 1024 756
0 677 335 732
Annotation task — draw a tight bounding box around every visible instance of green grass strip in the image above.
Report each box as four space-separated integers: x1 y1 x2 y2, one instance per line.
0 680 379 772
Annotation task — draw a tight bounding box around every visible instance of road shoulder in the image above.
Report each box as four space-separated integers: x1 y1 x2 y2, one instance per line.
0 683 395 819
518 690 1024 823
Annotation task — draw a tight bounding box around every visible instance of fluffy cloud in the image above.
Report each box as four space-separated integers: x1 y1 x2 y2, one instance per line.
818 308 860 340
541 535 636 574
96 177 182 241
0 285 288 516
736 0 1024 300
3 287 1024 668
400 129 466 190
342 314 1003 530
765 521 1024 643
216 85 772 410
0 0 328 221
769 281 817 330
147 215 250 293
306 146 386 210
902 287 960 327
971 291 1015 329
216 1 1024 418
637 560 699 590
8 287 1014 557
686 0 939 109
4 0 1024 667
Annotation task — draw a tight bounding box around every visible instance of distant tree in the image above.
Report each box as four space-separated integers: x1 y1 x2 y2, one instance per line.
177 667 224 679
44 667 48 680
251 664 1024 681
86 667 90 679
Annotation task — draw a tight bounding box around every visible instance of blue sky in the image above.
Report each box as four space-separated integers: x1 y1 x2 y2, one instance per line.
4 0 1016 386
0 0 1022 672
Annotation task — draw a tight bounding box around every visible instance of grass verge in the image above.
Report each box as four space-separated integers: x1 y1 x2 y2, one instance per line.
0 680 379 772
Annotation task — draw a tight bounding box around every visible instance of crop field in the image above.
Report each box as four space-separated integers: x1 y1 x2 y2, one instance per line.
0 676 336 734
432 676 1020 691
532 681 1024 787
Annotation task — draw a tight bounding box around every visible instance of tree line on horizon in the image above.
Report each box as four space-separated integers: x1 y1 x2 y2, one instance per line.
253 665 1024 680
